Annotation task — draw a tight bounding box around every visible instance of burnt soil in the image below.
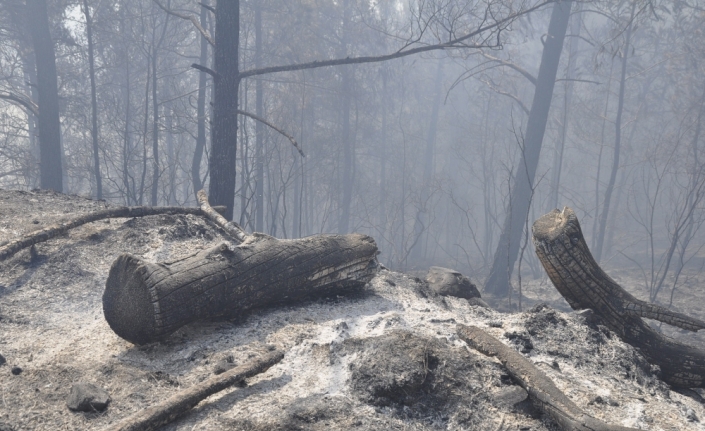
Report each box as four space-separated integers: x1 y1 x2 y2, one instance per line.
1 189 705 430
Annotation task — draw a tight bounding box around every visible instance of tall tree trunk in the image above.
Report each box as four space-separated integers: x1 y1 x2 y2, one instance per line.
593 3 635 263
150 5 169 206
120 6 133 205
191 0 209 200
591 59 615 249
378 67 388 247
255 3 265 232
410 61 443 264
26 0 63 192
549 4 581 210
82 0 102 200
209 1 240 220
338 0 354 234
484 1 572 296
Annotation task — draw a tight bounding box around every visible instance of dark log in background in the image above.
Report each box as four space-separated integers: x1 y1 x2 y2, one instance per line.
103 233 378 345
533 207 705 388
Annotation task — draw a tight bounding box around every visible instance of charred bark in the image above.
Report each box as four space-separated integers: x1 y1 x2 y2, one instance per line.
533 207 705 388
457 324 636 431
103 233 378 345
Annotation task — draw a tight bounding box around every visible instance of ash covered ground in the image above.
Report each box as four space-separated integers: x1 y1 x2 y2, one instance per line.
1 189 705 430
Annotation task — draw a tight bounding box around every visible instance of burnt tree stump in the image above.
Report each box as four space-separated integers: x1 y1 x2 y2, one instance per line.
103 233 378 345
533 207 705 388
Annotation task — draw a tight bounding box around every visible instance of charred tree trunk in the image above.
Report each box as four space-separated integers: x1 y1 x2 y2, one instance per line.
484 1 572 296
82 0 102 200
103 233 378 345
533 207 705 388
209 1 240 220
26 0 63 192
191 0 209 202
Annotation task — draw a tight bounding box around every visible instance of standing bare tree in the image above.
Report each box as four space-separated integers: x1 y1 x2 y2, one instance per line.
485 0 572 296
26 0 63 192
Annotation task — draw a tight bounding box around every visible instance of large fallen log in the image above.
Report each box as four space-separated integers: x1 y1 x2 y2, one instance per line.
533 207 705 388
103 232 378 345
457 324 636 431
104 349 284 431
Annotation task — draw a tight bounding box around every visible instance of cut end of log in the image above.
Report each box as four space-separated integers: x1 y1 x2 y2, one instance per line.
531 206 575 243
103 254 159 345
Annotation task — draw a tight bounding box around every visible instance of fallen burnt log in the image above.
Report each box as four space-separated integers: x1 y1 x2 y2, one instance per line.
533 207 705 388
457 324 636 431
103 233 378 345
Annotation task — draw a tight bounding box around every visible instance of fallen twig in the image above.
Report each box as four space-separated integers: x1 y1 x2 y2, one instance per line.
104 349 284 431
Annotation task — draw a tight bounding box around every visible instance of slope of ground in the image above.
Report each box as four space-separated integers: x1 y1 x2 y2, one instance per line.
0 189 704 430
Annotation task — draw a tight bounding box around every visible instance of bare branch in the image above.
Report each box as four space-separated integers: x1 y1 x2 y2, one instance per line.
0 92 38 116
237 110 304 157
239 1 555 79
480 52 537 86
152 0 214 46
190 63 219 81
481 79 530 115
198 1 215 14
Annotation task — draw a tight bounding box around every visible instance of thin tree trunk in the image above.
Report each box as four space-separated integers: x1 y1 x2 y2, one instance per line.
484 1 572 296
593 3 635 263
26 0 63 192
338 0 354 234
82 0 102 200
549 4 581 210
191 0 209 201
411 61 443 264
591 60 615 249
255 3 265 232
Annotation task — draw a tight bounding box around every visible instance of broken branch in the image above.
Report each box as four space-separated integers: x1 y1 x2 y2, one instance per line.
457 324 636 431
237 110 305 157
0 205 226 262
103 349 284 431
197 189 248 242
152 0 214 46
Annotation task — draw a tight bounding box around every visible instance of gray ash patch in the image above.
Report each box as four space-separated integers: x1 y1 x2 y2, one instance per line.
345 330 493 426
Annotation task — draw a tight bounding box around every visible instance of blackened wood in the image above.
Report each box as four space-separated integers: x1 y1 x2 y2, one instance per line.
533 207 705 387
0 205 226 262
197 189 247 242
104 349 283 431
103 234 378 345
457 324 636 431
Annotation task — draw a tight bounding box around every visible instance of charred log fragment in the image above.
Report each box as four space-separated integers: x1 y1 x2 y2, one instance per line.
533 207 705 388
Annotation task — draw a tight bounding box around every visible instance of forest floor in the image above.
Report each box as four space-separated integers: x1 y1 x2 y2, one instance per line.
1 189 705 430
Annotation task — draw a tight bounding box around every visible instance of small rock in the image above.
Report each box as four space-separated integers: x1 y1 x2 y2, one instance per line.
0 421 15 431
488 321 504 328
10 367 22 375
687 408 699 422
214 355 236 375
0 354 6 366
425 267 481 299
67 383 111 412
